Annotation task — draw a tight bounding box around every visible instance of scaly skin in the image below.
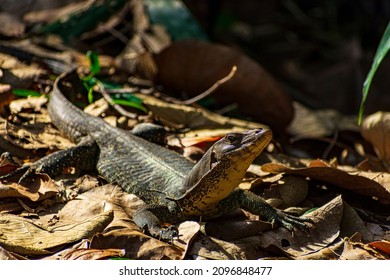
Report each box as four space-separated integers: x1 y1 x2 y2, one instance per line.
0 69 313 240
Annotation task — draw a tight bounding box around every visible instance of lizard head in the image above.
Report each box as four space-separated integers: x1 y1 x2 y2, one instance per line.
210 128 272 166
179 128 272 215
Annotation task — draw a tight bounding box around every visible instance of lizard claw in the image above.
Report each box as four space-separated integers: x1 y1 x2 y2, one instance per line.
273 209 314 235
159 225 179 243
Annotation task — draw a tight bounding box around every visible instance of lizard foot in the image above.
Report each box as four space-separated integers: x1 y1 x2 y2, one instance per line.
159 225 179 243
141 224 179 243
273 209 314 234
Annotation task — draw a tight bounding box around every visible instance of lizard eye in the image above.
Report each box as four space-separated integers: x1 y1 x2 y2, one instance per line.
226 134 237 143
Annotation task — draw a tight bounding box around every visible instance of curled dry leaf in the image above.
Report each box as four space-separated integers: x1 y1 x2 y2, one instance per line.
259 195 344 258
262 160 390 205
361 111 390 166
151 40 294 130
0 174 58 201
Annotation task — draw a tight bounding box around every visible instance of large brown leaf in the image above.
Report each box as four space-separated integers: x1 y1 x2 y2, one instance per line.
150 40 294 130
262 160 390 205
0 211 113 255
259 195 343 258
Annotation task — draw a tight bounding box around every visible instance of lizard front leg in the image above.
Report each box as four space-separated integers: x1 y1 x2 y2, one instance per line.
0 136 98 182
133 204 181 241
216 189 313 232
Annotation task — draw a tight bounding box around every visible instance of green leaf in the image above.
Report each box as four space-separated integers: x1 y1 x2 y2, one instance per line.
111 93 148 113
12 89 42 97
86 50 100 75
82 76 98 103
359 21 390 124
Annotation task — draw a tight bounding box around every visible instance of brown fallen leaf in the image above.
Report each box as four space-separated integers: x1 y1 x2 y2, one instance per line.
0 246 27 260
296 239 344 260
0 174 58 201
0 111 74 152
188 232 270 260
60 248 125 260
340 237 388 260
135 93 266 130
0 67 45 89
150 40 294 130
0 211 113 255
288 101 359 138
270 175 309 208
340 202 373 242
369 240 390 255
8 95 48 115
262 160 390 205
361 111 390 167
259 195 344 258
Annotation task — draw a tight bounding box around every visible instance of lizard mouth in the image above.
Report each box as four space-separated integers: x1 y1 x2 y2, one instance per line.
242 128 272 149
222 128 272 158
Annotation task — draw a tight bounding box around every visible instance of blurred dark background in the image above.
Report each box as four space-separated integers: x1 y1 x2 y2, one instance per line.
183 0 390 116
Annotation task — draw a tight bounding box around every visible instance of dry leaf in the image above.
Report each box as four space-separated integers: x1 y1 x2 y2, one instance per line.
0 113 74 152
0 211 113 255
369 240 390 255
262 160 390 205
188 232 269 260
259 195 343 258
0 174 58 201
272 175 308 208
0 246 26 260
288 102 359 137
0 67 45 89
340 239 388 260
61 248 125 260
361 111 390 165
340 202 373 241
151 40 294 130
296 239 344 260
9 95 48 115
136 93 266 130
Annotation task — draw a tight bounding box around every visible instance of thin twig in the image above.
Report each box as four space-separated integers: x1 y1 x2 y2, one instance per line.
96 81 138 119
174 65 237 105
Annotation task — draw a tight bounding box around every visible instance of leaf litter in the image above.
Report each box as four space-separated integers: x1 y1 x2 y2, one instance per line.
0 0 389 261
